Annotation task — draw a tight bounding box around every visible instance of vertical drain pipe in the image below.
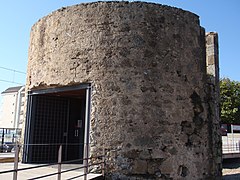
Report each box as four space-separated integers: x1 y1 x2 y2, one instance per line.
83 85 91 179
14 86 24 129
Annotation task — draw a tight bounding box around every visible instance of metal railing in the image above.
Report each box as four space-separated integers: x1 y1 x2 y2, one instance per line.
222 143 240 153
0 143 105 180
0 128 21 153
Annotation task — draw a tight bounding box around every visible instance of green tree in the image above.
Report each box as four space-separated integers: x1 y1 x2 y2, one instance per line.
220 78 240 124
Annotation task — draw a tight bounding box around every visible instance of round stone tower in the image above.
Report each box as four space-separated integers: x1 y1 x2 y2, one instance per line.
25 1 221 179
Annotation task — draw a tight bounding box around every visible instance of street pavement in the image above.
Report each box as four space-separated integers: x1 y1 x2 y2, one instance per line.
0 153 102 179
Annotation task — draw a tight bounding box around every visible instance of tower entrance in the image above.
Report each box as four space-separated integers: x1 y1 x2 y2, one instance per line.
23 84 91 164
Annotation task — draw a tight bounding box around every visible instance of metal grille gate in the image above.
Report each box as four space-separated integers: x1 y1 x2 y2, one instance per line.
28 96 68 163
23 84 89 164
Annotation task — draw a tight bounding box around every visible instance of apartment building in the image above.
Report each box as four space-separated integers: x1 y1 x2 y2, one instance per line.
0 86 25 129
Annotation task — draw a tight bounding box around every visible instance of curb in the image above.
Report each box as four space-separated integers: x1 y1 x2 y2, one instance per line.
0 157 15 163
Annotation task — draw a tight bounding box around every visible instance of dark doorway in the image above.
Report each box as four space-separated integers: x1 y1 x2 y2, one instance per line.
23 84 90 164
66 98 85 162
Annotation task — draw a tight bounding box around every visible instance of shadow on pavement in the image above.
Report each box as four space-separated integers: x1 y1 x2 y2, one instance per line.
223 158 240 179
223 158 240 169
223 173 240 180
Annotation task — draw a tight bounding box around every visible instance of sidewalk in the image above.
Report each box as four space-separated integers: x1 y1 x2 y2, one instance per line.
0 152 14 163
0 153 103 179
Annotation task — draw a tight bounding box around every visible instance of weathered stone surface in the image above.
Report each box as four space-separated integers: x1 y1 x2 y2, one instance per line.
25 1 221 179
206 32 222 178
132 159 148 174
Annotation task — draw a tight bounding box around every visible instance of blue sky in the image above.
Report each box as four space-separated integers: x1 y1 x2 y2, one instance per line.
0 0 239 97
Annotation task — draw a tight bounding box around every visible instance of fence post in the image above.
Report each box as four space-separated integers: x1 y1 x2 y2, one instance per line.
83 144 88 180
58 145 62 180
102 148 105 177
1 128 4 151
239 141 240 152
13 144 19 180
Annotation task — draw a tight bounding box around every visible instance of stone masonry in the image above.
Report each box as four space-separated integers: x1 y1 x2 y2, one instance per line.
25 1 221 179
205 32 222 178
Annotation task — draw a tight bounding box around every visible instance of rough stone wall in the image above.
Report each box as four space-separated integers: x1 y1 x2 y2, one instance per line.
206 32 220 84
26 1 221 179
205 32 222 177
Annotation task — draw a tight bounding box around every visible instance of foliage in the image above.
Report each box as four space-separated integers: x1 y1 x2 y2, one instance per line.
220 78 240 124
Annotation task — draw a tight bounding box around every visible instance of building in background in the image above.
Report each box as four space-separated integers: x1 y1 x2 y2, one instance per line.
0 86 25 129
